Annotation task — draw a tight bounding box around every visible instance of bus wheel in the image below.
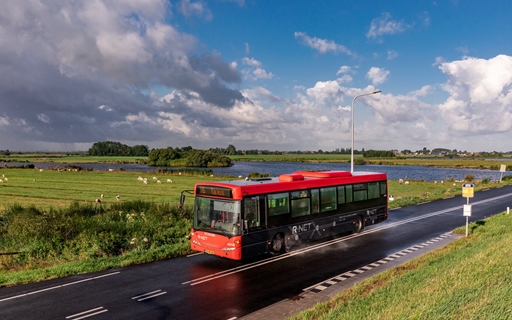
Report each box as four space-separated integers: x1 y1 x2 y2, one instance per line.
271 234 284 255
353 216 364 233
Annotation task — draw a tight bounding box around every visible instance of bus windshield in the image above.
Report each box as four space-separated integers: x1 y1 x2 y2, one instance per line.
194 197 242 236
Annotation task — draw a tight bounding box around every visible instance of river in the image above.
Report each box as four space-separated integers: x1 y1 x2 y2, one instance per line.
2 161 510 182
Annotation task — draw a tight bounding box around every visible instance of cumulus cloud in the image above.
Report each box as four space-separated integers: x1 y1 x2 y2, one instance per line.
366 13 411 41
294 32 352 55
241 57 273 80
366 67 390 85
0 0 245 150
438 55 512 135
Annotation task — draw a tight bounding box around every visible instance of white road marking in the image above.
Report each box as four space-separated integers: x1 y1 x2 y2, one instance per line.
0 272 120 303
183 190 512 286
66 306 108 319
131 289 167 301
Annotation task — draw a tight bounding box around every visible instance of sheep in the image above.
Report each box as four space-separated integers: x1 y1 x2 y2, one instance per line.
238 175 243 178
404 181 410 185
4 177 8 181
153 177 157 180
116 195 120 201
166 179 172 183
388 195 394 201
100 194 104 198
157 180 161 184
95 198 101 204
434 181 438 185
143 180 147 184
137 176 143 181
0 179 2 183
399 179 404 184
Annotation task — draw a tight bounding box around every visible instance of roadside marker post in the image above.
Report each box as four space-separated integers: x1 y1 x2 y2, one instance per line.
462 184 474 237
500 164 506 183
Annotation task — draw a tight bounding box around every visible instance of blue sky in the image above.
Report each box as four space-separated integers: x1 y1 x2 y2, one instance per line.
1 0 512 152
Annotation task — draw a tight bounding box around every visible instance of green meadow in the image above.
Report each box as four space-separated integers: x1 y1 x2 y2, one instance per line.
0 168 220 210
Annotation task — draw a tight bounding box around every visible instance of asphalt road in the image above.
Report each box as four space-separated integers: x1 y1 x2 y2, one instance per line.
1 185 512 320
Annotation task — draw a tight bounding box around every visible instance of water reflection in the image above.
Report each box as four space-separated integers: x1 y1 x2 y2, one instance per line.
1 161 509 182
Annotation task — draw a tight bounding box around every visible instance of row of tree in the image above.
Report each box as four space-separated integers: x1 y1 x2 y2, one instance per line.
88 141 149 156
147 147 232 167
363 150 396 158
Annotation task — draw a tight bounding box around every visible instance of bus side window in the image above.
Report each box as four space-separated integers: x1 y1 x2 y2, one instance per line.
337 186 345 204
311 189 319 214
346 185 353 203
380 181 387 196
353 183 368 201
320 187 336 212
244 197 261 228
268 193 289 216
291 190 310 217
368 182 380 199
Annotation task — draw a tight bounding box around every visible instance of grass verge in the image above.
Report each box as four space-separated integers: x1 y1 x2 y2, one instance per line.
290 212 512 319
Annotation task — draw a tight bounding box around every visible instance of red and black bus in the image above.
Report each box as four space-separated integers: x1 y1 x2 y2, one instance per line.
184 170 388 260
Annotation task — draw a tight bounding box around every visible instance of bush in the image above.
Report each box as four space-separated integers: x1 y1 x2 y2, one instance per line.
464 174 475 182
0 201 192 271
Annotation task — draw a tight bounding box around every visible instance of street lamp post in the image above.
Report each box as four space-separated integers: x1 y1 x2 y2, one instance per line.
351 90 381 174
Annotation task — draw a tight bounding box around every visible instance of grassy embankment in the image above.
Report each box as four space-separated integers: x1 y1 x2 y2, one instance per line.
1 166 511 290
291 212 512 319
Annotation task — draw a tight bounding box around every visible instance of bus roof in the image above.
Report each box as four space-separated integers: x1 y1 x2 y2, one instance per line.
194 170 387 199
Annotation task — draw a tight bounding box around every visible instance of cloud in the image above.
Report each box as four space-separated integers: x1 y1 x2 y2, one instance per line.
0 1 245 149
366 13 411 41
438 55 512 135
366 67 390 85
337 66 352 75
242 57 274 80
177 0 212 20
387 50 399 60
294 32 352 55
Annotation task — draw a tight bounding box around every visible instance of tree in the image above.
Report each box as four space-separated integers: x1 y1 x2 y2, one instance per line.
147 148 180 166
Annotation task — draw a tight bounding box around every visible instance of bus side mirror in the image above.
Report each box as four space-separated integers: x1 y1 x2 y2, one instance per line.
179 194 185 210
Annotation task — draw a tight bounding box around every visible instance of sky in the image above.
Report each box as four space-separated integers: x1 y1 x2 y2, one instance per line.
1 1 512 153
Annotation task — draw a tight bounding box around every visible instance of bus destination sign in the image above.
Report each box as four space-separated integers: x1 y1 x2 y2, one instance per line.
196 186 233 198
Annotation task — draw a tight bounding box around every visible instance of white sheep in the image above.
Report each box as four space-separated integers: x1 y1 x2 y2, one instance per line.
399 179 404 184
95 198 101 204
143 180 147 184
116 195 120 201
4 178 8 181
404 181 410 185
100 194 104 198
166 179 172 183
153 176 157 180
0 179 3 183
157 180 161 184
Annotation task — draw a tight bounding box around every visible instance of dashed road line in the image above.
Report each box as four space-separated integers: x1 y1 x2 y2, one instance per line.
66 306 108 320
304 233 454 293
131 289 167 302
0 272 120 303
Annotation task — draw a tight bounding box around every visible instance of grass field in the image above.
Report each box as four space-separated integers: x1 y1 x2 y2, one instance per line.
0 168 225 210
